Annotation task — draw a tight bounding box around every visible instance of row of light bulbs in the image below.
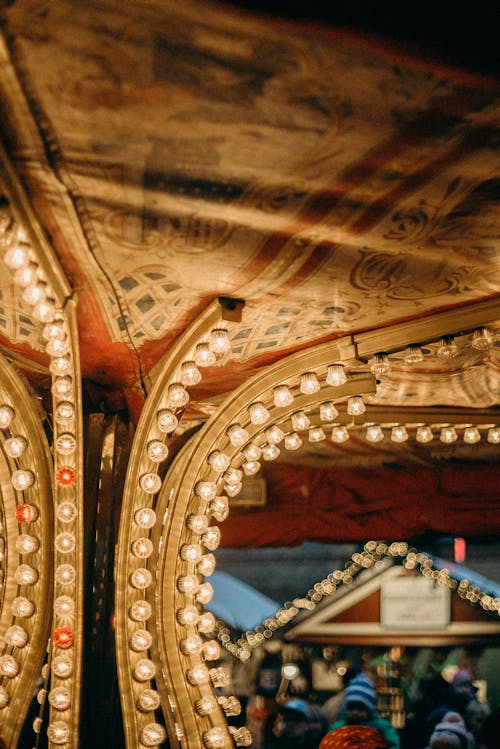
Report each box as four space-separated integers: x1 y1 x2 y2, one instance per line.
217 540 500 661
2 216 81 745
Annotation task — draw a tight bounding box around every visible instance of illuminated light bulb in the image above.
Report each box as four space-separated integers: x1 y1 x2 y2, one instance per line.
227 424 249 447
157 408 178 433
129 600 152 622
0 655 18 678
487 427 500 444
366 424 384 443
47 721 70 744
416 426 434 443
202 640 220 661
471 327 493 351
50 355 71 376
180 360 202 386
137 689 161 712
243 460 260 476
309 427 326 442
219 696 242 717
0 686 8 708
33 298 57 323
11 470 35 491
440 426 457 444
177 606 200 626
291 411 310 431
437 336 459 359
133 658 156 682
177 575 200 594
284 432 302 450
132 537 154 558
265 425 285 444
56 465 76 487
273 385 294 407
16 534 39 554
300 371 320 394
180 635 203 655
331 425 349 443
195 481 218 501
320 402 339 421
130 568 152 590
0 404 15 428
187 664 210 685
134 508 157 529
198 611 216 634
48 687 71 710
371 353 390 375
12 596 34 617
45 337 69 357
52 376 73 398
139 472 162 494
129 628 153 652
187 515 209 534
210 667 230 688
147 440 168 463
197 553 216 576
243 443 262 461
54 595 74 616
203 727 227 748
55 532 76 553
168 382 189 408
391 425 409 443
15 504 38 523
208 450 231 473
196 582 214 604
230 726 253 746
347 395 366 416
55 564 76 585
196 695 218 716
42 319 66 341
54 401 74 425
37 690 47 707
210 496 229 522
225 480 242 496
15 564 38 585
141 723 168 747
4 243 30 269
262 443 280 461
326 363 347 386
223 467 243 485
463 426 481 444
51 655 72 678
403 345 424 363
202 526 221 551
209 327 231 355
56 502 78 523
53 627 74 649
4 625 28 647
248 402 270 426
194 342 217 367
4 435 27 458
180 544 202 563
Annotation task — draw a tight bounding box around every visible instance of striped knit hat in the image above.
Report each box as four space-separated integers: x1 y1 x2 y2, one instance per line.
430 711 470 749
344 673 376 711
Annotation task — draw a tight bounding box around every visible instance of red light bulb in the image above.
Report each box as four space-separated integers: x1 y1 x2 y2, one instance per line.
53 627 74 648
56 466 76 487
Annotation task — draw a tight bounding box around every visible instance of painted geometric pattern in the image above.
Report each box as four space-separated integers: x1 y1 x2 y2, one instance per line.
113 267 198 342
0 280 44 351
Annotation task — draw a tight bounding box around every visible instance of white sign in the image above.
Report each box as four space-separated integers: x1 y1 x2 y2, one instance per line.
380 577 450 629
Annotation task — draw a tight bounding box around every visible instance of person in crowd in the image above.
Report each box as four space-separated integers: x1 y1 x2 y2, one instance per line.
424 670 478 737
319 724 388 748
478 706 500 749
420 711 474 749
402 673 453 749
326 673 400 749
261 698 326 749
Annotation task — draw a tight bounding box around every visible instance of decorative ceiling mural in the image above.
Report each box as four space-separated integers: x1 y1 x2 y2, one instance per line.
0 0 497 747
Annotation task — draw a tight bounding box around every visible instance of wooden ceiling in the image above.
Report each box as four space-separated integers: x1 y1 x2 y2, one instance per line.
0 0 498 545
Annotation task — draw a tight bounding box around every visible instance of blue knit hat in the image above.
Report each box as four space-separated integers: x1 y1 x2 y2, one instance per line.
344 673 376 711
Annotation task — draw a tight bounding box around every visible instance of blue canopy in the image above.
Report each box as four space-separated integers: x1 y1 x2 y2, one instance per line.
207 570 280 631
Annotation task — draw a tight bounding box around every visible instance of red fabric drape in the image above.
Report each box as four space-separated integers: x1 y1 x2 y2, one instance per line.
220 463 499 548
